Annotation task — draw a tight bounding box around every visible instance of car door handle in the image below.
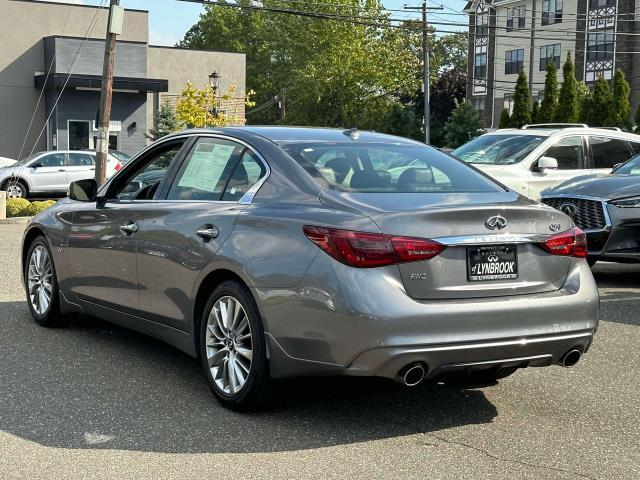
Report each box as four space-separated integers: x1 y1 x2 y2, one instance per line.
120 222 139 235
58 169 66 172
196 225 219 241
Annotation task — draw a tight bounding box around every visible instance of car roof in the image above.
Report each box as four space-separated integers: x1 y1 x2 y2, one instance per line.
483 127 640 140
166 126 424 146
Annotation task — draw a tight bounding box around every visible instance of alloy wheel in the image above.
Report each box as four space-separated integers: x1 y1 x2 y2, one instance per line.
205 295 253 395
6 184 24 199
28 246 53 316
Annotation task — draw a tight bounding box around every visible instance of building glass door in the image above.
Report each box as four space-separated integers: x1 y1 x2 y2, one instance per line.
68 120 90 150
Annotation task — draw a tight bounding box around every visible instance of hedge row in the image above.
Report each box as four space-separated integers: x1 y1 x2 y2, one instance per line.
5 198 56 218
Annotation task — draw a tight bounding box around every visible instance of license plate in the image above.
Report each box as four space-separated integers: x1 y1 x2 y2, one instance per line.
467 245 518 282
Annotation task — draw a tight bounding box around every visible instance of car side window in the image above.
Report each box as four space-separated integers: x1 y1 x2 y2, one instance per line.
67 152 94 167
539 136 584 170
167 137 244 201
113 142 185 201
37 153 65 167
222 150 267 201
630 142 640 156
590 136 635 169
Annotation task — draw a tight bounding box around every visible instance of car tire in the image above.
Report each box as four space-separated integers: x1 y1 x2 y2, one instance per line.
3 179 28 199
24 236 63 327
199 280 272 411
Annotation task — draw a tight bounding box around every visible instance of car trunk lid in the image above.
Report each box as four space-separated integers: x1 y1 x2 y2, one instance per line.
320 190 574 300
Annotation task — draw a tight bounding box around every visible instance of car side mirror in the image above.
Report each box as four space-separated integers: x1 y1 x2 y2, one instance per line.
535 156 558 172
69 179 98 202
31 162 43 169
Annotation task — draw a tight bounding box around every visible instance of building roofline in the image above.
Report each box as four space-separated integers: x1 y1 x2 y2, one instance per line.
9 0 148 13
44 35 147 45
148 45 246 56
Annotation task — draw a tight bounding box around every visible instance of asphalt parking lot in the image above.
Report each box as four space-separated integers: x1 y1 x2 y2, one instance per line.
1 223 638 480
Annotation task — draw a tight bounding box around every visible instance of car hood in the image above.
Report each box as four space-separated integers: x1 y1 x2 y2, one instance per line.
544 174 640 200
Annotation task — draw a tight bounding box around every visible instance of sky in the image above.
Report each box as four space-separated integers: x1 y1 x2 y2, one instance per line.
38 0 467 46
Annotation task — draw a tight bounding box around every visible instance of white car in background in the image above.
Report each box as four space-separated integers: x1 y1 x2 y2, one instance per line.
0 156 16 168
0 150 122 199
451 124 640 199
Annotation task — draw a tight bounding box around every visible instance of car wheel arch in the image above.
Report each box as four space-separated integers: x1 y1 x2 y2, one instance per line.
191 268 264 359
22 226 49 273
2 176 31 192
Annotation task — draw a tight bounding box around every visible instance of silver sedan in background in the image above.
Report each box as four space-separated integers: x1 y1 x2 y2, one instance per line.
21 127 599 410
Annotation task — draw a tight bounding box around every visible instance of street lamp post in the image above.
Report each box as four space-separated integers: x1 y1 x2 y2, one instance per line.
208 71 220 123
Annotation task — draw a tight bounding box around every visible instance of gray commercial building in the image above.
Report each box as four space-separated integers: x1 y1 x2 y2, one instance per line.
0 0 246 159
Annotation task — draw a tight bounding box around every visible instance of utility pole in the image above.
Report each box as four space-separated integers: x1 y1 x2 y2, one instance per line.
95 0 123 186
404 2 443 145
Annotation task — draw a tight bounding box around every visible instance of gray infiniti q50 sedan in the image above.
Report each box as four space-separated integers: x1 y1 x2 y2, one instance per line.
22 127 599 410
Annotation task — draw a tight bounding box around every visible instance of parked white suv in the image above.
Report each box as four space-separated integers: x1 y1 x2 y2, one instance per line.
451 124 640 199
0 150 122 199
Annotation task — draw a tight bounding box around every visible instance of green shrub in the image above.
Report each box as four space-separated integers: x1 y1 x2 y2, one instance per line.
23 200 56 216
6 198 30 217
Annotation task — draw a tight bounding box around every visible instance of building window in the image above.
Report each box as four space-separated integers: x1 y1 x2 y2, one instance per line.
587 30 614 61
476 13 489 36
504 94 514 115
475 52 487 78
474 97 485 116
589 0 615 8
507 6 526 31
541 0 562 25
505 49 524 74
540 44 561 71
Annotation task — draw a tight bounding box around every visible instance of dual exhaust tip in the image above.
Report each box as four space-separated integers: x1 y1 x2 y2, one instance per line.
398 348 581 385
559 348 582 368
399 363 427 387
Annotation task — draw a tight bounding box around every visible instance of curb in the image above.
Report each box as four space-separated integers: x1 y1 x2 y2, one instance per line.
0 216 31 225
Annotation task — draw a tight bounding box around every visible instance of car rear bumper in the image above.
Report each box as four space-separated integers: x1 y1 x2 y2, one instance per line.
344 330 594 381
259 257 599 380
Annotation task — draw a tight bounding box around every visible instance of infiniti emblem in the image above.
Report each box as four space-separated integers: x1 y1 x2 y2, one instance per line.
485 215 507 230
549 223 562 232
560 203 578 217
487 255 499 262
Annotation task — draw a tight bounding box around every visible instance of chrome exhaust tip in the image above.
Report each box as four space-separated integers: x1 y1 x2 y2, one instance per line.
560 349 582 368
400 363 426 387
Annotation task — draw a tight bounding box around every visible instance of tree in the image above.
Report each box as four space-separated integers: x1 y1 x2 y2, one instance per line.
531 100 540 123
510 68 531 128
428 68 466 147
176 81 253 128
538 61 558 123
575 81 591 124
444 99 484 148
499 108 511 128
148 100 182 140
635 103 640 133
180 1 425 129
586 76 611 127
607 69 631 129
383 103 419 139
554 53 579 123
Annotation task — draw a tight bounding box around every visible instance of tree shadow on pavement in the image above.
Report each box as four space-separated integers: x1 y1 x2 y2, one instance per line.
0 301 498 454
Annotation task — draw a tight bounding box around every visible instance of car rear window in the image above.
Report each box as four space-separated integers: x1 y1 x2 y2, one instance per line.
282 143 504 193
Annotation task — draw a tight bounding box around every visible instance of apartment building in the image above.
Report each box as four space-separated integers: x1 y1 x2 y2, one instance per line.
465 0 639 128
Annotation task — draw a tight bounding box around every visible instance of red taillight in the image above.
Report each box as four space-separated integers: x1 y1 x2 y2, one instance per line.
303 225 445 268
114 161 123 171
541 227 587 258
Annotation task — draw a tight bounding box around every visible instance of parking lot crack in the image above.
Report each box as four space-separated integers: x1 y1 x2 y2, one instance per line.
426 433 597 480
